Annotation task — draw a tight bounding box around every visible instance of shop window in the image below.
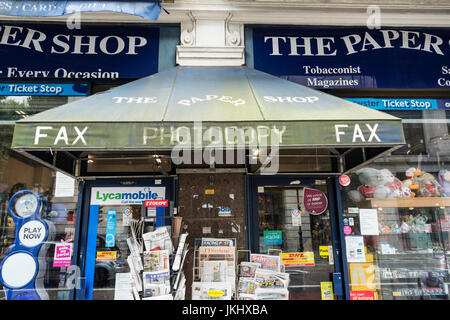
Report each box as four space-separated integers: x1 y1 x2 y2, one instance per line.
340 164 450 300
0 94 80 300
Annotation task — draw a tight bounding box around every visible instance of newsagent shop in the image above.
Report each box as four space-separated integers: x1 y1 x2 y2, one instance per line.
0 10 449 301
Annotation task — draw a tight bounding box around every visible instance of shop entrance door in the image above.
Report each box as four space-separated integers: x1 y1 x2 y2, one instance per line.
248 176 344 300
78 178 174 300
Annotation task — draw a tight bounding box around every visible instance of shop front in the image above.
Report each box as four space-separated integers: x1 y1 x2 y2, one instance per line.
247 24 450 300
5 64 405 300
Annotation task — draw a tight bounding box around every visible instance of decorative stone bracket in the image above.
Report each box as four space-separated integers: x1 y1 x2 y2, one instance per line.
176 11 245 66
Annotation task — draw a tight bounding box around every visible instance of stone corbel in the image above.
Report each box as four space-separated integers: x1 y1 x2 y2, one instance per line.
176 11 245 66
180 11 196 46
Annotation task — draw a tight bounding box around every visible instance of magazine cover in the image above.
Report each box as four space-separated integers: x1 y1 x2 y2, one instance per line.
143 226 174 254
143 249 169 273
191 282 233 300
239 261 262 277
254 268 290 289
201 260 228 282
250 253 281 272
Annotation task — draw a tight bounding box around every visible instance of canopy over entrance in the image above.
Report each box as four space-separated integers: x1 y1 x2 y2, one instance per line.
11 66 405 177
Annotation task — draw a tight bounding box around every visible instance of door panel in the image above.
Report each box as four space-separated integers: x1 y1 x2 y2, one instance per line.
253 178 339 300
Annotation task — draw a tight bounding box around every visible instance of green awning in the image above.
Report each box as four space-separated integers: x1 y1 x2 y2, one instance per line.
10 66 405 176
12 66 404 150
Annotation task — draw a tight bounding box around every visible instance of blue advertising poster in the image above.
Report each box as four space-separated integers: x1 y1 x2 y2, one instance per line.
345 98 450 110
0 23 160 79
0 83 88 95
252 27 450 89
105 209 117 248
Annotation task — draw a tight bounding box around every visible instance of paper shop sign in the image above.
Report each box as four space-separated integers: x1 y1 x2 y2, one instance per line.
253 26 450 89
145 200 168 207
350 291 377 300
91 187 166 205
280 252 315 267
53 243 72 267
96 251 117 261
263 230 282 245
0 23 159 79
303 188 328 215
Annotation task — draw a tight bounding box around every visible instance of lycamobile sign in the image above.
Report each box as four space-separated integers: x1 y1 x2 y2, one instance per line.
91 187 166 205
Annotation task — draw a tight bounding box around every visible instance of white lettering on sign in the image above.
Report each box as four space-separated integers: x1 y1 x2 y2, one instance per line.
177 95 246 107
334 123 380 143
19 220 46 247
264 30 446 56
112 96 157 104
0 25 149 55
34 126 88 145
263 96 319 103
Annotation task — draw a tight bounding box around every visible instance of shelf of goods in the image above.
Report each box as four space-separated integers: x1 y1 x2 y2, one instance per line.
359 197 450 209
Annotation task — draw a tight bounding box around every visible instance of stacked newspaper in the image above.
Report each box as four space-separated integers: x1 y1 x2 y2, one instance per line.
192 238 236 300
237 253 290 300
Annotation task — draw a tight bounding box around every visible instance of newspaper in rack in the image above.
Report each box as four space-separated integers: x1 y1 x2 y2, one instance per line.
201 260 228 282
250 253 281 272
238 278 257 295
239 261 261 278
254 288 289 300
143 249 169 273
143 226 174 254
192 282 233 300
201 238 235 247
198 246 236 285
143 270 170 297
254 268 290 290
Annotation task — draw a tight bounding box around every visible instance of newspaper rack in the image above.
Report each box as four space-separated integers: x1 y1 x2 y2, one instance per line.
125 207 189 300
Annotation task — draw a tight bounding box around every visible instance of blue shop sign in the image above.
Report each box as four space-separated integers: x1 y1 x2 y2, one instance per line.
0 1 161 20
0 23 160 79
345 98 450 110
0 83 88 96
252 27 450 89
